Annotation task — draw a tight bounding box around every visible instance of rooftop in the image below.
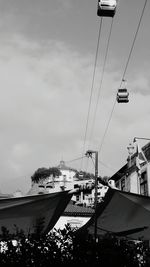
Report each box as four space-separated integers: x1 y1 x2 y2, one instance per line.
110 141 150 182
63 202 94 217
57 160 77 172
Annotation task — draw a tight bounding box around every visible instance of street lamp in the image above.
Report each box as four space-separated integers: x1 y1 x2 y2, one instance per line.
85 150 98 243
134 137 150 142
127 143 134 156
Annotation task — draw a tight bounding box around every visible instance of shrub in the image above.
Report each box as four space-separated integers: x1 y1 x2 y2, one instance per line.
0 224 149 266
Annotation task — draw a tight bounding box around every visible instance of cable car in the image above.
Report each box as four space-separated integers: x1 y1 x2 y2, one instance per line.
117 88 129 103
97 0 117 17
78 171 84 179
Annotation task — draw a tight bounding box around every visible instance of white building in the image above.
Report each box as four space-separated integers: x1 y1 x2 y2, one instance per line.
72 181 108 207
54 201 94 230
29 160 108 207
56 160 77 182
110 142 150 196
43 160 79 192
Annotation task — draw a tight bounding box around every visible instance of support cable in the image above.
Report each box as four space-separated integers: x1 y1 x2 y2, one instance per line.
80 18 103 170
98 160 126 177
120 0 148 87
98 99 116 153
66 155 86 164
98 0 148 154
88 18 114 147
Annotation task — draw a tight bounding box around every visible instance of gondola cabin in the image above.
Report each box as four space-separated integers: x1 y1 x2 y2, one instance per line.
79 171 84 179
117 88 129 103
97 0 117 17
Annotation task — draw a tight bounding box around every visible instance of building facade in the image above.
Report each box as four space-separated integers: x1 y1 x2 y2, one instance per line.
56 160 77 183
72 182 108 207
54 202 94 230
29 160 109 207
111 142 150 196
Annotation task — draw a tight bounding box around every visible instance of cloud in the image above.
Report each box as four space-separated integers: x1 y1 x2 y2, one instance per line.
0 35 96 193
56 0 73 11
131 72 150 96
0 0 74 43
0 27 149 193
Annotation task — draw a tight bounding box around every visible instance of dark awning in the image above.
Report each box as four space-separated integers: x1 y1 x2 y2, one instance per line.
79 188 150 240
0 190 72 236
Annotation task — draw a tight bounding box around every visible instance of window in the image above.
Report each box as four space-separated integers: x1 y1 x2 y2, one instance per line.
76 195 80 201
38 185 45 188
116 181 119 189
140 171 148 196
126 176 130 192
121 178 125 191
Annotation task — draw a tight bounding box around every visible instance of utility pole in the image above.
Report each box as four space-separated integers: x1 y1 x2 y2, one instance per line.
85 150 98 243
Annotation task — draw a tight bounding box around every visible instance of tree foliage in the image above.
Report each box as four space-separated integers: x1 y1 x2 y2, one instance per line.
0 223 150 267
31 167 61 183
97 176 110 186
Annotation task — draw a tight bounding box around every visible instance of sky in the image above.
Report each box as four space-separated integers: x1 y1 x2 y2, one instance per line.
0 0 150 193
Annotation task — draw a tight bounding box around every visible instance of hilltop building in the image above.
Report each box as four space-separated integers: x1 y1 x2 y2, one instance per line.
56 160 77 182
29 160 109 207
45 160 91 192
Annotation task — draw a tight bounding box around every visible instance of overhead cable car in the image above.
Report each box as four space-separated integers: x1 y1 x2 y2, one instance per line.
117 88 129 103
78 171 84 179
97 0 117 17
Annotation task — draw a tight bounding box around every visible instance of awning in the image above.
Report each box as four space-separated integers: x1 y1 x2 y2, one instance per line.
79 188 150 240
0 190 72 237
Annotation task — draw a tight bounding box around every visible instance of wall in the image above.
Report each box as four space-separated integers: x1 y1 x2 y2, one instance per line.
129 172 139 194
146 164 150 196
55 169 76 182
54 215 91 230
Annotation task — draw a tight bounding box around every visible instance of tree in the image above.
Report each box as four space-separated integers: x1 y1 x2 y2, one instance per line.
76 171 95 180
97 176 110 186
31 167 61 184
0 224 149 266
49 167 61 178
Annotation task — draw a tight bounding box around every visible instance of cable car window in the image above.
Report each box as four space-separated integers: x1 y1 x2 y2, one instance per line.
118 89 127 92
46 185 53 188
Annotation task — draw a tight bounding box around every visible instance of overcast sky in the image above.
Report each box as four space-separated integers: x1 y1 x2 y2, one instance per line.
0 0 150 193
